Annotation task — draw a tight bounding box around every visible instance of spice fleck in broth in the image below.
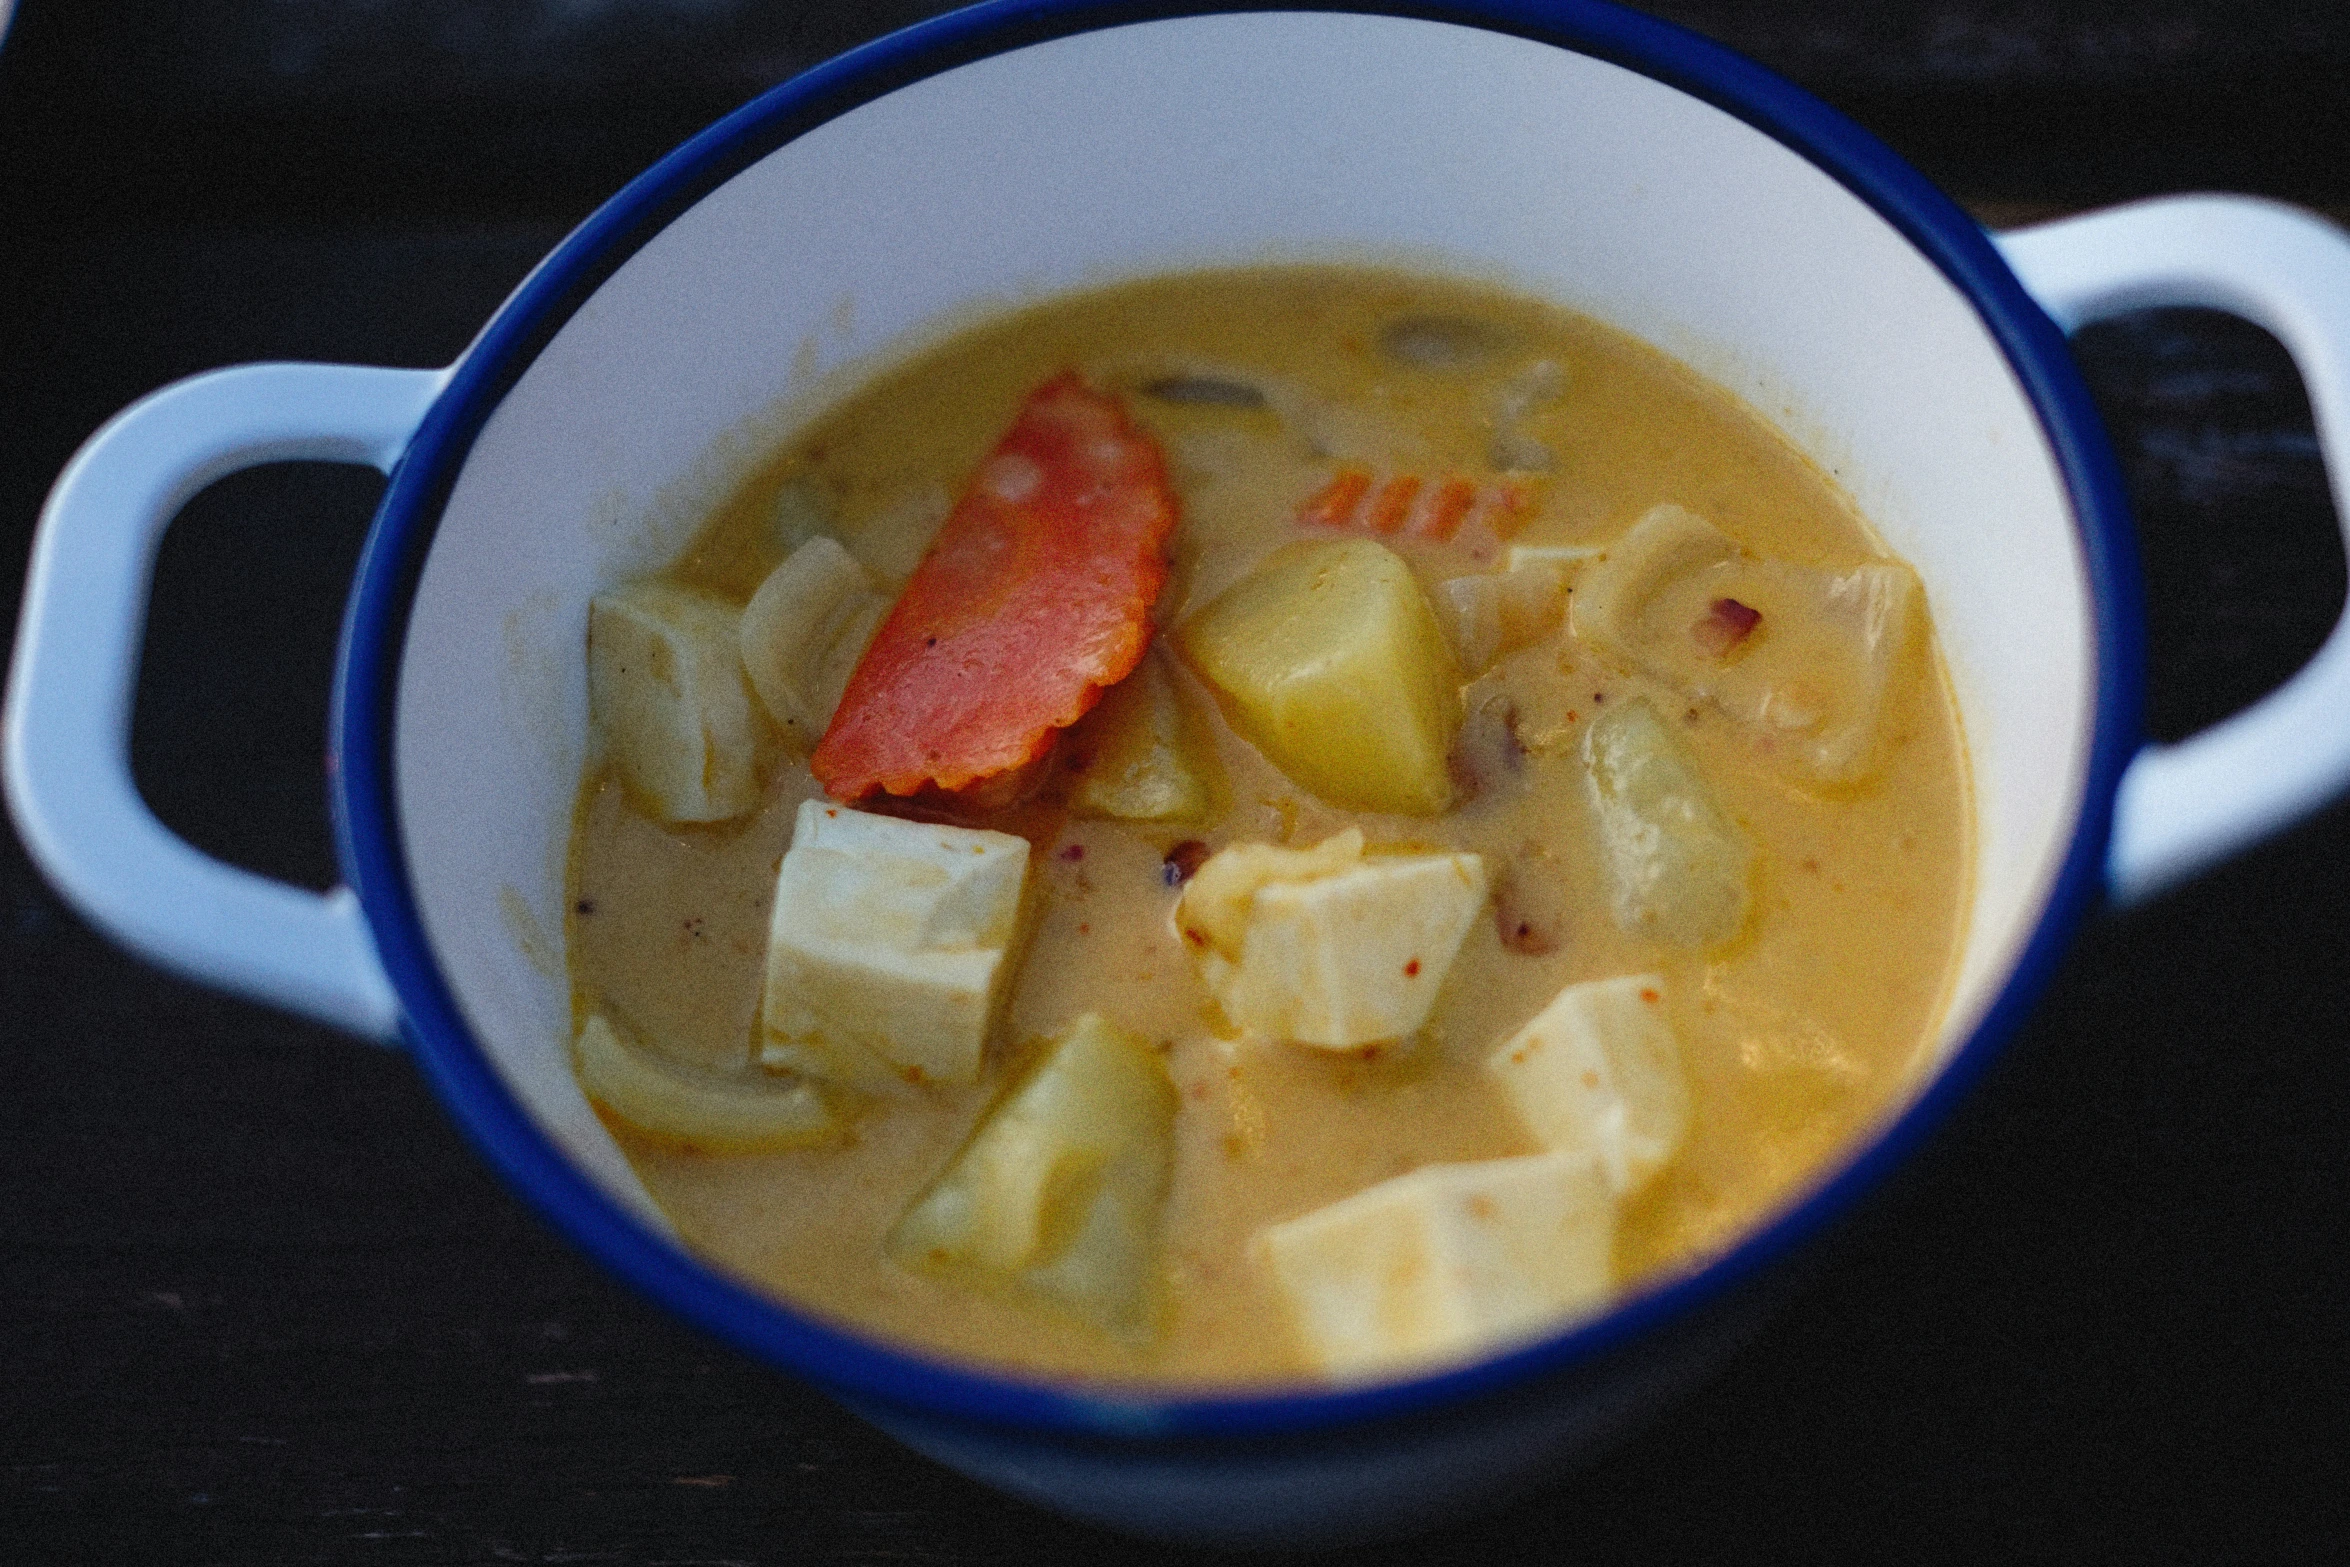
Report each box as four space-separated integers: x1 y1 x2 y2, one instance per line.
565 268 1972 1387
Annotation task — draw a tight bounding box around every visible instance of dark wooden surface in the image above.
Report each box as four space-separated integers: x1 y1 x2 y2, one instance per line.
5 3 2349 1561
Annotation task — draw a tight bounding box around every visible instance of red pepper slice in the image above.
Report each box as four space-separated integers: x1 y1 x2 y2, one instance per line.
813 374 1177 801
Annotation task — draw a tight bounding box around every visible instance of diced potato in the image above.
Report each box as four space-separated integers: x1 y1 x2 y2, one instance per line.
574 1013 835 1153
587 580 761 823
1176 831 1487 1048
1572 504 1924 783
1258 1152 1615 1381
890 1013 1177 1340
1177 538 1462 815
759 802 1030 1092
1431 562 1569 675
738 536 888 747
1066 649 1222 823
1486 974 1690 1195
1582 698 1753 948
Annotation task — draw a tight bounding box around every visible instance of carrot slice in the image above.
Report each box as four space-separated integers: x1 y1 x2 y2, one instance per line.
1299 469 1373 530
1297 468 1523 541
812 373 1177 801
1416 476 1478 541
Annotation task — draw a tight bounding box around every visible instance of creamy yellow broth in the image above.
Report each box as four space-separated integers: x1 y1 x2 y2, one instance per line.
566 267 1972 1386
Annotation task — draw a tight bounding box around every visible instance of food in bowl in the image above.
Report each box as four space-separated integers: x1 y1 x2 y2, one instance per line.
562 266 1971 1387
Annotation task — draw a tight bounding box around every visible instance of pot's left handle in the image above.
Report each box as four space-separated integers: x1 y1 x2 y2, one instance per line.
3 362 449 1043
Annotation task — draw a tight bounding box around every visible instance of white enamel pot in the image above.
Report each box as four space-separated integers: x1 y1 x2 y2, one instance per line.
12 1 2350 1547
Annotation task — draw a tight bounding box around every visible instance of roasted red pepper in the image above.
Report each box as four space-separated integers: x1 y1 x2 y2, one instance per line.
813 374 1177 801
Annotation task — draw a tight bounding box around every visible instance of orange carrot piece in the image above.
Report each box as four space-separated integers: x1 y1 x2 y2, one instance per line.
1299 468 1372 530
1415 476 1478 541
1364 475 1421 534
812 373 1176 801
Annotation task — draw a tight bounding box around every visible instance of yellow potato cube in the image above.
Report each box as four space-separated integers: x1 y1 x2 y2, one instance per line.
1177 538 1462 815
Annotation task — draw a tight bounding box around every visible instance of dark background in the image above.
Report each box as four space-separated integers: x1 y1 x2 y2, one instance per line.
4 2 2348 1561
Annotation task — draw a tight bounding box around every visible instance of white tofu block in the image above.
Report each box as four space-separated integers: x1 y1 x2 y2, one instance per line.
1258 1152 1615 1380
738 536 888 747
1178 834 1487 1047
573 1014 835 1153
889 1013 1177 1340
1486 974 1690 1196
759 802 1029 1091
588 580 761 822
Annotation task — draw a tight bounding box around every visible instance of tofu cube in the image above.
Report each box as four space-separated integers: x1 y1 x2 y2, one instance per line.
1486 974 1690 1196
1176 832 1487 1047
889 1013 1177 1339
759 802 1029 1091
1258 1152 1616 1380
587 580 761 822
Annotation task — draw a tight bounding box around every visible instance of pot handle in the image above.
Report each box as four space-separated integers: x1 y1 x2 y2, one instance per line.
3 361 448 1042
1998 196 2350 904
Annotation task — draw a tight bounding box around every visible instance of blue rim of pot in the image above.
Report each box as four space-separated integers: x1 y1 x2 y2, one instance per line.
328 0 2146 1444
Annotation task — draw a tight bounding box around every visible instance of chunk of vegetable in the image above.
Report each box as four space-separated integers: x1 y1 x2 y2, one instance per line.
1065 650 1223 823
1177 538 1462 815
739 536 888 747
1431 562 1569 675
1582 698 1753 948
759 801 1030 1092
1258 1152 1615 1380
1486 974 1690 1196
587 580 760 823
1176 830 1487 1047
1297 468 1528 543
813 374 1177 801
890 1013 1177 1341
574 1013 835 1153
1573 505 1924 783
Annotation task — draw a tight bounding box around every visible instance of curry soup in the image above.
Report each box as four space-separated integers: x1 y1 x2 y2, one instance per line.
564 267 1971 1387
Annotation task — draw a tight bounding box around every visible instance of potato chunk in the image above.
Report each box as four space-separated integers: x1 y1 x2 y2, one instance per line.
738 536 888 748
1486 974 1689 1195
574 1013 835 1153
1176 830 1487 1047
1572 505 1923 783
1258 1152 1615 1380
890 1014 1177 1340
1177 538 1461 815
1065 649 1222 823
758 802 1029 1092
1583 698 1753 948
587 580 760 822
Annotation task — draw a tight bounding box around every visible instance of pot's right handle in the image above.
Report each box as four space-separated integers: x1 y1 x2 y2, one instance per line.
1999 196 2350 905
4 361 447 1041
